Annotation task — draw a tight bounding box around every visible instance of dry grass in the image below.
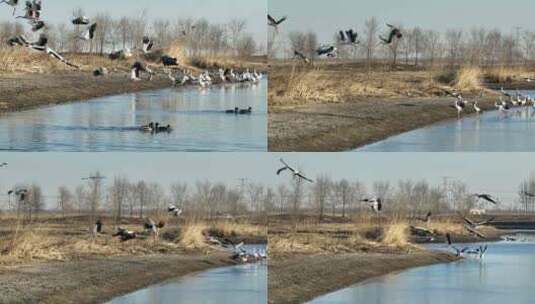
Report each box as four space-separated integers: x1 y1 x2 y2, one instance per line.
269 64 451 107
484 67 535 83
381 222 409 247
453 67 483 91
0 216 264 265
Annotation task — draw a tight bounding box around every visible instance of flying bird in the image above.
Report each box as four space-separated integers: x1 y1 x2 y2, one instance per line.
361 197 382 213
79 23 97 40
380 24 402 44
267 14 286 27
522 191 535 198
276 158 314 183
339 29 359 44
168 205 182 217
474 193 499 205
72 16 90 25
142 36 154 54
316 45 337 57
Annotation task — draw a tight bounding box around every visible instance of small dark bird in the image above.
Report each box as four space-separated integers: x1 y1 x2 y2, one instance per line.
161 55 178 66
239 107 253 114
226 107 239 114
267 14 287 27
474 193 499 205
380 24 403 44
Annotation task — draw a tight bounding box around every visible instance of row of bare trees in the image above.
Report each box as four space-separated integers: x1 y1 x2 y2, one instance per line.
3 172 534 223
0 9 262 57
271 16 535 68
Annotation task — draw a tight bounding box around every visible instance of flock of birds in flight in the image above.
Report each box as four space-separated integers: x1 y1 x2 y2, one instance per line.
268 14 403 63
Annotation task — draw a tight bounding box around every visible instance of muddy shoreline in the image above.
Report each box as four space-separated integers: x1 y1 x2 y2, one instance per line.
269 84 535 152
0 72 172 114
268 250 458 304
0 253 235 304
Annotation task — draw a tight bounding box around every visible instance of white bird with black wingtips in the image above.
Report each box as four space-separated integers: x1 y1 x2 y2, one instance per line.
277 158 314 183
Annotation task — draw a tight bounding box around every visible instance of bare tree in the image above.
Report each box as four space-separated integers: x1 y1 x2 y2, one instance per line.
57 186 73 218
313 175 331 220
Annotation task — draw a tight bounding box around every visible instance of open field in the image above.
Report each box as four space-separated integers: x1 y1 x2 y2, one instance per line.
267 213 515 303
0 214 266 303
268 62 535 151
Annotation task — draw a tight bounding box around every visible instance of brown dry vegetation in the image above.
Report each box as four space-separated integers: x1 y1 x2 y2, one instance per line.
268 62 524 108
0 215 265 266
268 214 501 258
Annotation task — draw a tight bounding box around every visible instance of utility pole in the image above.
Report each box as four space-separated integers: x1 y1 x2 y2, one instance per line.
82 172 106 234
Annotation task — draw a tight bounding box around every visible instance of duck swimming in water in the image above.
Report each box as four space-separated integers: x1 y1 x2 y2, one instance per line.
226 107 239 114
239 107 252 114
140 122 154 132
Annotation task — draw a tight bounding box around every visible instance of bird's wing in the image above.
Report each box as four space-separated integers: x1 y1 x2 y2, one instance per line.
267 14 276 24
277 16 287 24
279 158 296 172
297 173 314 183
276 167 288 175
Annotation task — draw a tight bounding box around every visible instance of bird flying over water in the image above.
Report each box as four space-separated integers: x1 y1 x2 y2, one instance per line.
461 214 495 229
464 224 487 239
277 158 314 183
379 24 402 44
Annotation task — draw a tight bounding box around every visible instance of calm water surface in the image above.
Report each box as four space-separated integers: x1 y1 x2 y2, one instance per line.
0 81 266 151
106 245 267 304
309 232 535 304
358 91 535 152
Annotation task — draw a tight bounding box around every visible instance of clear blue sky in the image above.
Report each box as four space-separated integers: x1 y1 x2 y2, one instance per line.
269 0 532 43
0 0 266 44
0 153 530 209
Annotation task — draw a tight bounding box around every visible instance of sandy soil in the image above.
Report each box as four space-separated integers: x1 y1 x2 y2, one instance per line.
269 95 498 152
268 251 458 304
0 72 171 113
0 252 234 304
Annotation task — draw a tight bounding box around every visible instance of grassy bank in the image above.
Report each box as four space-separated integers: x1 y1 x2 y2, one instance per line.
0 214 266 303
268 214 502 303
268 62 535 151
